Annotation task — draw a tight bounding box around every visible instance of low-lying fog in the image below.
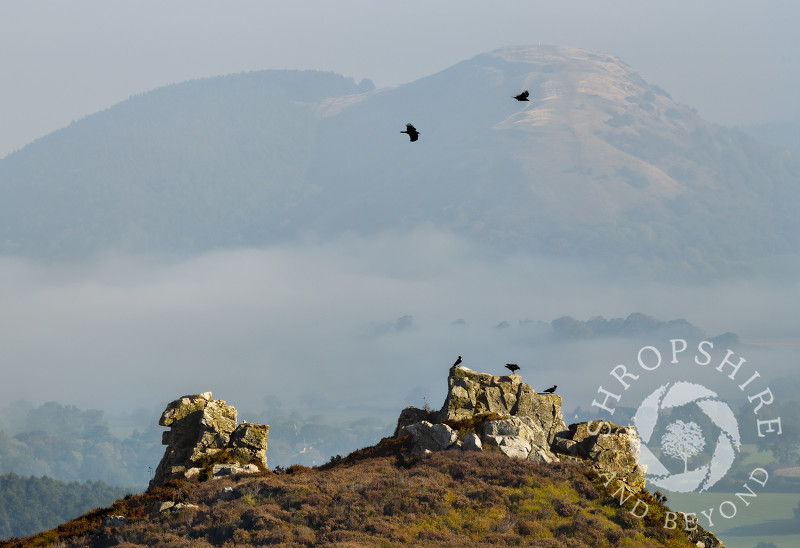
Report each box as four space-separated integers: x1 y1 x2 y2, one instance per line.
1 228 797 418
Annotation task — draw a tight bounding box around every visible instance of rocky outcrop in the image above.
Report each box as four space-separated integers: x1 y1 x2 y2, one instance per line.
396 365 645 489
438 365 567 445
150 392 269 487
482 417 557 463
552 421 647 492
398 366 567 462
401 421 459 453
685 516 725 548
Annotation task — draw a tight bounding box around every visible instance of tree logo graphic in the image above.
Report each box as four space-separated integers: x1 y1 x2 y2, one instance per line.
661 420 706 474
632 381 741 492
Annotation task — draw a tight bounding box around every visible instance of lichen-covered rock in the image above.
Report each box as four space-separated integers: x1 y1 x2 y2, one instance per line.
151 392 270 487
438 366 567 444
512 384 567 444
197 400 238 450
552 421 646 492
528 446 556 463
462 433 482 451
483 433 532 459
159 392 212 426
438 366 522 420
229 422 269 469
393 406 434 437
481 416 559 462
402 421 458 453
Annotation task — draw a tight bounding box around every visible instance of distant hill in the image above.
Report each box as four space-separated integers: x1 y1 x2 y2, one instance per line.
1 45 798 278
742 117 800 158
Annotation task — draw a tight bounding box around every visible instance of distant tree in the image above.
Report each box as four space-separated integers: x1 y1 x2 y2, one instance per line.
757 401 800 465
661 420 706 474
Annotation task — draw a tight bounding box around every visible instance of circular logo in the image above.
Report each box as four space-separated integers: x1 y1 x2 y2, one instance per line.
633 381 741 492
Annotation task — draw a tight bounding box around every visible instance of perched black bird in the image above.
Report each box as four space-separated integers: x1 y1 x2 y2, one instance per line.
505 363 520 373
453 356 462 367
513 90 530 101
543 385 557 393
401 123 420 142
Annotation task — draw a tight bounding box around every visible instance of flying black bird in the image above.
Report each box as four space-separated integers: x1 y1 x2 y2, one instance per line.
505 363 520 373
453 356 462 367
513 90 530 101
401 123 419 142
543 385 557 393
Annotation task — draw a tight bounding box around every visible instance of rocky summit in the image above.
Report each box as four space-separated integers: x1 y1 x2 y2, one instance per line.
396 365 646 493
151 392 269 487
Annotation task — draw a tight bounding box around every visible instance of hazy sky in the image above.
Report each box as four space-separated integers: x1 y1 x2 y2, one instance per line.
2 0 799 158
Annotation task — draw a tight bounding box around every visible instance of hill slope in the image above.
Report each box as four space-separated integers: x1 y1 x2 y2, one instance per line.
3 449 708 547
1 45 798 277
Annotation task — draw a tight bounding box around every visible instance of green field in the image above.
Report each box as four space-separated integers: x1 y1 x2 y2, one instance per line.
662 491 800 548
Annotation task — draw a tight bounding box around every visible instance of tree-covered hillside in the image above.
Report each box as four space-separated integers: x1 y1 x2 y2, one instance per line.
0 402 163 488
0 474 128 540
0 70 373 257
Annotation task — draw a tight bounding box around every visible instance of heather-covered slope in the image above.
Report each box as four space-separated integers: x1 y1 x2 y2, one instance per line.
2 450 708 547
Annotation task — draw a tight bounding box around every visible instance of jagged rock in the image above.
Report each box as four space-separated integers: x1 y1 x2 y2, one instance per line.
552 421 646 492
481 417 559 462
151 392 269 487
197 400 238 450
229 422 270 467
484 434 532 459
159 392 213 426
402 421 458 453
393 406 433 437
462 433 482 451
438 366 521 420
220 486 236 501
528 446 556 463
512 384 568 445
437 366 567 444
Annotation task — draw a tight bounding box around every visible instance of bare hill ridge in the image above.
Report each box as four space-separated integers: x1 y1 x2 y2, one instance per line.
1 45 797 277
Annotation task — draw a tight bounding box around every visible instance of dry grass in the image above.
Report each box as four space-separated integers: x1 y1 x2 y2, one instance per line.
2 442 699 547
